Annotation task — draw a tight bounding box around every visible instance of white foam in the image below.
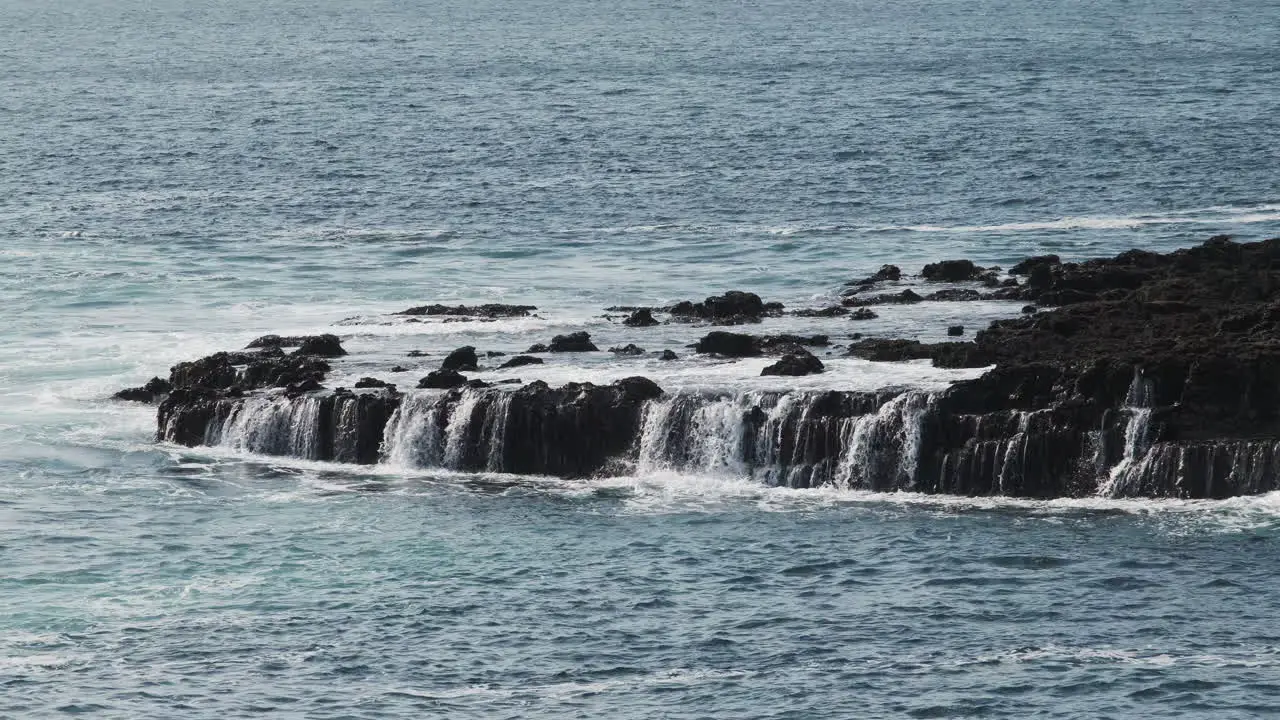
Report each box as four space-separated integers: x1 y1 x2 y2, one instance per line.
884 203 1280 234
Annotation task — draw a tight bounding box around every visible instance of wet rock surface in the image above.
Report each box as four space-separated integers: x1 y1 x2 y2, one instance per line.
147 235 1280 499
440 346 479 372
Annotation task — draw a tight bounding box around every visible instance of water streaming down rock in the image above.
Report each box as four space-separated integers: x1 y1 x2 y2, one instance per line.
157 373 1280 498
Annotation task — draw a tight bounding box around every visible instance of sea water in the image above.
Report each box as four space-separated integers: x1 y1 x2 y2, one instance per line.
4 0 1280 716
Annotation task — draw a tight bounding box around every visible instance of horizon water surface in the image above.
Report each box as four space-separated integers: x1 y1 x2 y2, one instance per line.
4 0 1280 717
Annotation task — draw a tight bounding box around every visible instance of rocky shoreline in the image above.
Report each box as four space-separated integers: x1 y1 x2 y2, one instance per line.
120 235 1280 499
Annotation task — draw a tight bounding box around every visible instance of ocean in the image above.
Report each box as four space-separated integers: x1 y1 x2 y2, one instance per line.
4 0 1280 716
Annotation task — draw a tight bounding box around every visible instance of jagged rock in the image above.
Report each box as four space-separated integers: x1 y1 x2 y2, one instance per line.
548 331 598 352
843 289 923 307
407 350 428 357
759 334 829 350
390 365 410 372
761 348 825 376
395 303 536 318
354 377 395 390
623 309 660 327
465 379 492 389
667 291 782 324
499 355 544 370
527 343 549 353
850 308 878 320
922 259 984 282
660 350 679 361
609 344 646 356
113 376 173 403
285 377 324 396
844 264 902 289
486 351 507 357
418 369 468 389
948 325 965 336
441 346 479 372
167 351 331 391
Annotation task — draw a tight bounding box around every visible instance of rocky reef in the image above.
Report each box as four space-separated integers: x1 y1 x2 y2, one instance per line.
133 236 1280 499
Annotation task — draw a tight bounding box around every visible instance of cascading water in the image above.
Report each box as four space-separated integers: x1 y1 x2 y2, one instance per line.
1098 370 1156 497
210 394 327 460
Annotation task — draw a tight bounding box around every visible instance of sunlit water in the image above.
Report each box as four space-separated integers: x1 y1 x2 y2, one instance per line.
4 0 1280 716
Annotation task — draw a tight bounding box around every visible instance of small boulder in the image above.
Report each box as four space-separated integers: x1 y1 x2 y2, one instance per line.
526 343 550 353
659 349 679 361
418 369 468 389
947 325 965 336
850 308 878 320
623 309 660 327
694 331 760 357
922 259 984 282
441 346 479 372
548 332 598 352
354 377 395 390
292 334 347 357
609 344 646 356
761 348 825 377
390 365 410 373
1009 254 1061 275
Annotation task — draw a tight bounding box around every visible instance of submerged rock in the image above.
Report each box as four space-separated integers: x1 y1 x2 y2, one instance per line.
498 355 544 370
843 289 922 307
609 343 646 356
395 303 536 318
659 349 679 361
293 334 347 357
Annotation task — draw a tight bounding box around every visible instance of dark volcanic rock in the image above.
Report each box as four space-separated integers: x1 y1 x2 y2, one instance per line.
792 306 848 317
354 377 396 390
660 349 679 361
843 289 923 307
694 331 761 357
114 376 173 403
922 259 984 282
948 325 965 336
850 308 878 320
845 264 902 289
693 332 828 357
1009 254 1061 275
168 350 331 392
667 290 782 325
390 365 410 373
526 343 549 353
548 332 598 352
925 288 984 302
622 309 660 327
396 303 536 318
499 355 544 370
418 369 468 389
609 343 646 356
441 346 479 372
292 334 347 357
761 348 825 377
245 333 346 355
846 339 991 368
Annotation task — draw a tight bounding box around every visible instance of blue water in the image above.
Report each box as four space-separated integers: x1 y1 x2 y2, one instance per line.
4 0 1280 716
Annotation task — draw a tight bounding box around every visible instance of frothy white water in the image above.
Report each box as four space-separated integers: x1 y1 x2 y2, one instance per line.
212 394 326 460
1099 370 1156 497
886 203 1280 234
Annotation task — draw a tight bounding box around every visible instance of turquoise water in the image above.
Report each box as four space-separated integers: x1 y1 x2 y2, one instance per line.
4 0 1280 716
